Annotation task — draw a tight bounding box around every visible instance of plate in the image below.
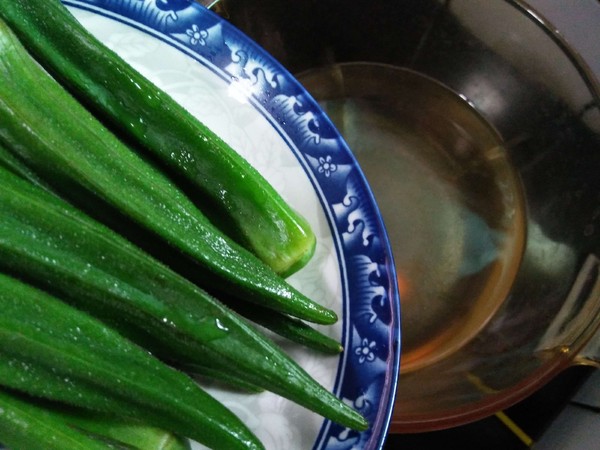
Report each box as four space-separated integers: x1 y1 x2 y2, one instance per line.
61 1 401 449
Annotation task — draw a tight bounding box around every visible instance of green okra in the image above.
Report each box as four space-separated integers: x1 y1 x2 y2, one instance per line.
222 298 344 354
0 142 336 356
0 165 367 432
55 408 192 450
0 142 337 356
0 15 336 326
0 273 264 450
0 143 52 192
0 389 190 450
0 388 116 450
0 0 316 277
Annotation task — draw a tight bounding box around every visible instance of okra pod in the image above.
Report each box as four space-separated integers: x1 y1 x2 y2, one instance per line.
0 273 264 450
222 297 344 354
0 16 336 325
0 389 190 450
0 142 335 356
0 143 50 191
0 165 367 431
0 0 316 277
56 408 192 450
0 388 115 450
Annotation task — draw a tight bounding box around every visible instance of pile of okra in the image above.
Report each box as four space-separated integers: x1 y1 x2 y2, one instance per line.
0 2 368 449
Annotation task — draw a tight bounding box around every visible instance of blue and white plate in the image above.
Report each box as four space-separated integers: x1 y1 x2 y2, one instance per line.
62 1 401 449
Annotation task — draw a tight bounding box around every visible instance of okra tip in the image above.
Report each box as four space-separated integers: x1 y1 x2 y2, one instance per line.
311 306 338 325
341 407 370 433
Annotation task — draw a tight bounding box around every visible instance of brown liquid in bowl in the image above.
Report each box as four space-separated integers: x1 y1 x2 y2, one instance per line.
299 63 526 372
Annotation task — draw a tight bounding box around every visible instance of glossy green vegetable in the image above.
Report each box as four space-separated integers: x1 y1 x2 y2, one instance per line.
0 165 367 431
0 389 191 450
223 298 344 354
0 147 260 394
0 0 316 277
0 144 336 356
56 408 191 450
0 15 336 326
0 388 115 450
0 273 263 450
0 143 51 192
